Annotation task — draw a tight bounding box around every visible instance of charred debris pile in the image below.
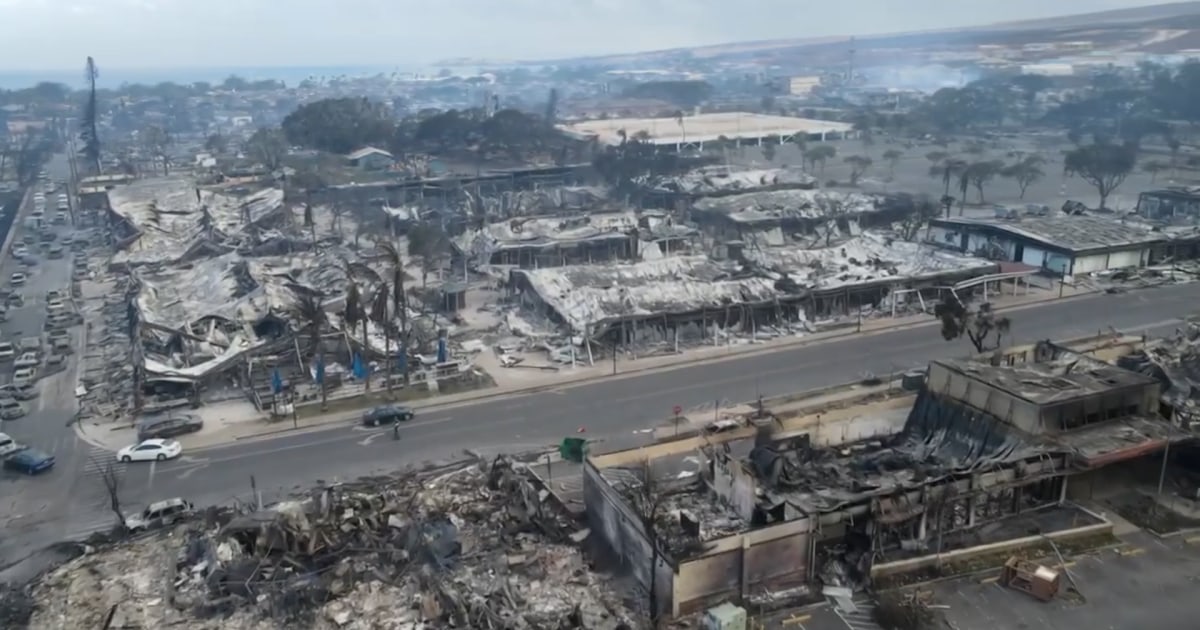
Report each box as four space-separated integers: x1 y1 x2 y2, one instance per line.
27 457 636 630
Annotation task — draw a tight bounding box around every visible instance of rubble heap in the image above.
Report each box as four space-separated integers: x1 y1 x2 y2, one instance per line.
27 458 637 630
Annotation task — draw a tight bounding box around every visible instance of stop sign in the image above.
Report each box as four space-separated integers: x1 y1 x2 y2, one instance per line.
673 405 683 416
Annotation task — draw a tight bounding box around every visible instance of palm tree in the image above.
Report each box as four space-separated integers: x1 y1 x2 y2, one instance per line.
376 241 410 386
369 283 392 393
303 191 316 244
341 264 370 391
290 292 328 408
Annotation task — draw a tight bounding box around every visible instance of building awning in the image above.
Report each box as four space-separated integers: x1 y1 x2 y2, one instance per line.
1052 416 1194 469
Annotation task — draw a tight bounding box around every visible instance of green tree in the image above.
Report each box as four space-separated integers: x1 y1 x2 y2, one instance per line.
245 127 288 170
882 148 903 178
282 97 395 154
762 142 777 162
204 133 227 155
1063 142 1138 209
807 144 837 175
929 156 967 199
844 155 873 185
964 160 1004 204
1001 156 1045 199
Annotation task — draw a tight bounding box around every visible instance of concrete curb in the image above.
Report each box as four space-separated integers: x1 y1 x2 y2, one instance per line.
74 287 1105 451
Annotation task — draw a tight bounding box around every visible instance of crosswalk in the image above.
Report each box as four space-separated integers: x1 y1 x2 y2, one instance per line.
80 444 125 483
830 598 884 630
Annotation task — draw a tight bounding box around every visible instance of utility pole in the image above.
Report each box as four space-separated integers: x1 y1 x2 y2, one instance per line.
1157 439 1171 496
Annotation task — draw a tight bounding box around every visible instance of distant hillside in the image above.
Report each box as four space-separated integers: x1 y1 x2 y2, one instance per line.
534 1 1200 66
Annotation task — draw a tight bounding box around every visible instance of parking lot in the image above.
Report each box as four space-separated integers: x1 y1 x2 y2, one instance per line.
921 531 1200 630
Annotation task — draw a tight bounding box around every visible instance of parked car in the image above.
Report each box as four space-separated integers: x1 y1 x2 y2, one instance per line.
361 404 415 427
0 383 38 401
47 244 64 259
0 398 26 420
0 431 22 457
12 367 37 386
10 272 26 286
0 342 14 361
125 498 194 532
137 414 204 441
13 352 39 369
4 448 54 474
117 439 183 463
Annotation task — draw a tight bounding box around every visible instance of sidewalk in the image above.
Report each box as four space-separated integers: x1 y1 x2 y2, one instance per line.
75 283 1097 452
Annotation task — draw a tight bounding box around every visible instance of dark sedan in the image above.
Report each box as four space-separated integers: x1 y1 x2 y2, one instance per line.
137 414 205 441
361 405 415 427
4 449 55 475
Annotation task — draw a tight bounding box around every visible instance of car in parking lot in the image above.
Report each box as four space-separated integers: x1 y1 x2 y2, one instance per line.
125 498 194 532
117 439 183 463
12 367 37 386
4 448 54 475
0 342 14 361
361 404 415 426
0 398 27 420
10 272 26 286
12 245 28 259
13 352 39 369
137 413 204 441
0 383 38 401
47 244 63 259
0 432 22 457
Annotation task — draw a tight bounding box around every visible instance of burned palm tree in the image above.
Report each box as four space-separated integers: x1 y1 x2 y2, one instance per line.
376 241 411 386
341 268 370 391
303 194 317 245
369 282 392 393
290 291 328 408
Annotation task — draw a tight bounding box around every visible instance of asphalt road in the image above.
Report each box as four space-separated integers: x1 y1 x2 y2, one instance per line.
55 281 1198 537
0 157 93 561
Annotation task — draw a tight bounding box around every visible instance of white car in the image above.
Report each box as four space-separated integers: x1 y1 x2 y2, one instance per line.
117 439 183 463
0 342 13 361
13 352 38 369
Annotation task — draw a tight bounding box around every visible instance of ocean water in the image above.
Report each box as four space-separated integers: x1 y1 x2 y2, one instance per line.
0 64 471 90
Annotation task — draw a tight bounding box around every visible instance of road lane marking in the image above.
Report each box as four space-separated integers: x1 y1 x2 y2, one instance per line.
147 461 156 490
358 431 389 446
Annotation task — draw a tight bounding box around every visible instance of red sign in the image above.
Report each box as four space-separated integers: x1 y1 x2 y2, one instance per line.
673 405 683 416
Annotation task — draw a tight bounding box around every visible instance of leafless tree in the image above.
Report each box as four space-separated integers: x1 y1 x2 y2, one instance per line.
625 460 667 627
93 457 127 530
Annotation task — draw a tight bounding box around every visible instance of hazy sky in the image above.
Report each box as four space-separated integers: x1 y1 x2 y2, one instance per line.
0 0 1176 71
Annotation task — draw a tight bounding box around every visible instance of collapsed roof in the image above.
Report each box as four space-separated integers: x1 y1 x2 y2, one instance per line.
692 189 882 226
747 232 995 291
649 166 817 197
23 457 636 630
455 211 696 264
107 178 286 267
512 255 778 333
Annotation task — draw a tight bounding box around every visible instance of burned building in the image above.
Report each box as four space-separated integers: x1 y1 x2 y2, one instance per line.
508 233 995 344
583 340 1189 618
691 189 898 241
455 211 696 268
